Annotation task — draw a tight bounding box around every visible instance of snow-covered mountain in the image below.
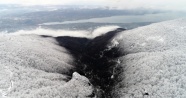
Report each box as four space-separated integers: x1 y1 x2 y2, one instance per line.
112 18 186 98
0 18 186 98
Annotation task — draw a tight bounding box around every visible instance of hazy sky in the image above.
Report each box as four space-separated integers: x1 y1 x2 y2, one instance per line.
0 0 186 11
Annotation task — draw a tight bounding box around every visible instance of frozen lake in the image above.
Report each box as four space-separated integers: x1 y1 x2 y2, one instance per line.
41 12 186 25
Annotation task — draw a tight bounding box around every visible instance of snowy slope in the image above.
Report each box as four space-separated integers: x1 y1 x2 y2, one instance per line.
0 34 93 98
112 18 186 98
1 19 186 98
0 25 121 98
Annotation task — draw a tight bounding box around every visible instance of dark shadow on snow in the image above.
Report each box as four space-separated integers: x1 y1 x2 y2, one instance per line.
41 28 126 98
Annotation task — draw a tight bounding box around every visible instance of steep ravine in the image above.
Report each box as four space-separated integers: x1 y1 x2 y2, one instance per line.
54 28 125 98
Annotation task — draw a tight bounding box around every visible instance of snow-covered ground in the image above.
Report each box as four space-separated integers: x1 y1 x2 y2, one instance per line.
1 18 186 98
0 34 93 98
112 18 186 98
0 25 120 98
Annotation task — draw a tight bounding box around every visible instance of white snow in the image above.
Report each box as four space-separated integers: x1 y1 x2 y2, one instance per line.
0 34 93 98
112 18 186 98
2 18 186 97
0 25 121 97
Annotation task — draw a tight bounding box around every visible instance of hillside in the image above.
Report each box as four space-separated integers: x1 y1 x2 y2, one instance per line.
112 18 186 98
0 18 186 98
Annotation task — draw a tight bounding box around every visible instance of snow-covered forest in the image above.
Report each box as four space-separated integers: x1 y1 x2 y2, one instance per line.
0 19 186 97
